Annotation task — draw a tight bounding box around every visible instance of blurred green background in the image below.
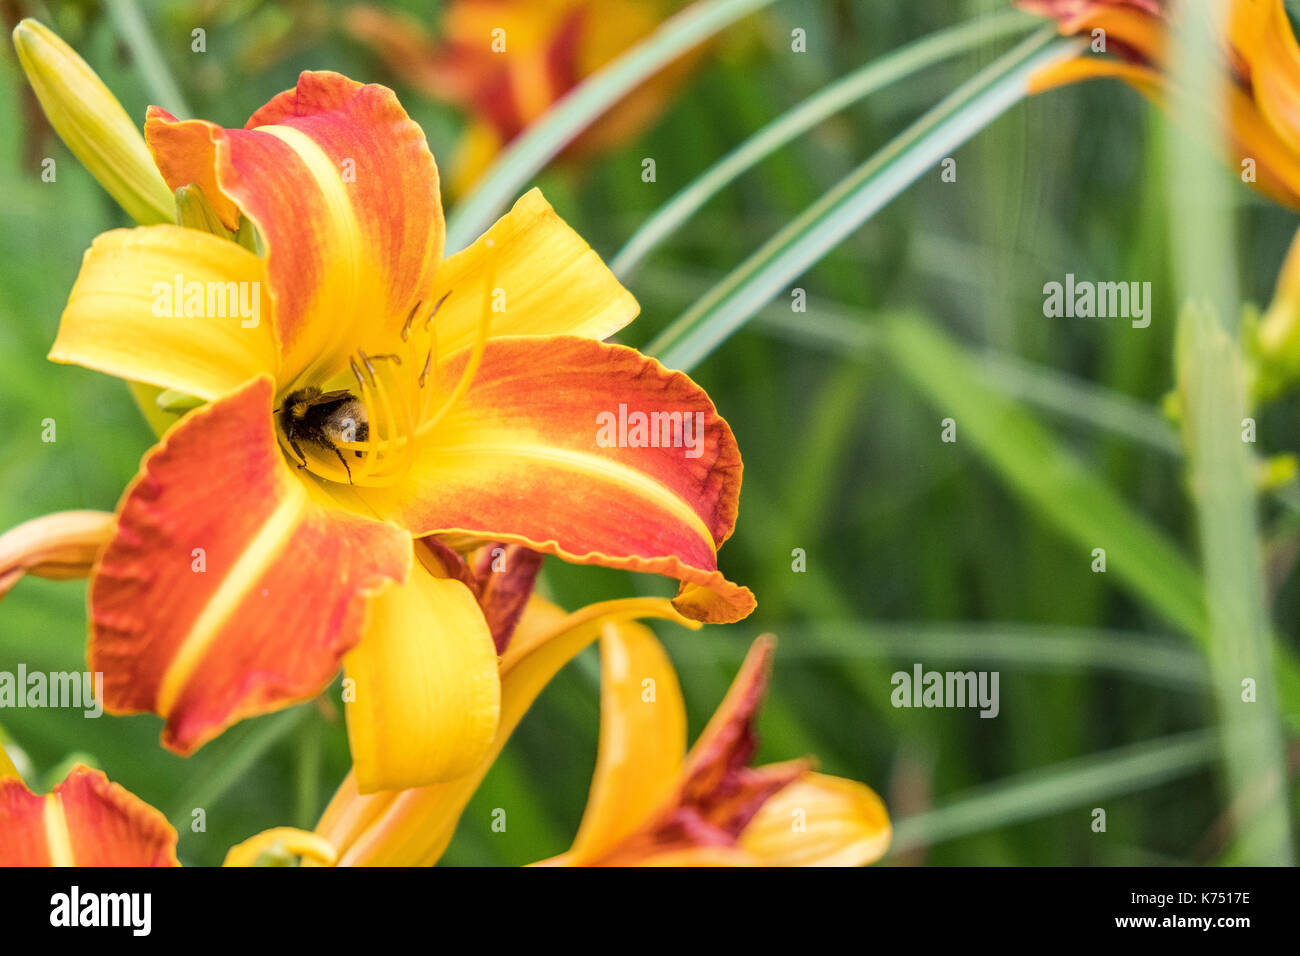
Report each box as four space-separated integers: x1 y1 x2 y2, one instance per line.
1 0 1297 865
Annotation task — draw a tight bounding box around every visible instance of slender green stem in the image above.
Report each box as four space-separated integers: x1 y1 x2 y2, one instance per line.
1177 307 1294 864
294 717 323 830
612 9 1037 277
445 0 780 250
1167 5 1293 865
103 0 192 118
649 29 1080 371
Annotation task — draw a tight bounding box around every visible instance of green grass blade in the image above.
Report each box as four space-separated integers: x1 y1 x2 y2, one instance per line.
667 621 1207 689
445 0 780 251
167 706 309 824
888 729 1219 856
647 28 1080 371
883 315 1300 720
1166 4 1293 864
103 0 191 118
884 314 1205 634
1176 307 1295 864
611 9 1037 277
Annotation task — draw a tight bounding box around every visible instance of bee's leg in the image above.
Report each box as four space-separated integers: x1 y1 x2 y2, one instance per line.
287 435 309 470
329 444 354 484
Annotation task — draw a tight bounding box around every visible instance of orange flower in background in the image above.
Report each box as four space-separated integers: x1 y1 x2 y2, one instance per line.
0 758 330 868
8 20 754 793
315 616 890 867
347 0 703 194
0 761 179 867
1019 0 1300 209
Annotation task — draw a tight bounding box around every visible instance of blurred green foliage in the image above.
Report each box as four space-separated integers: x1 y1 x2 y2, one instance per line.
0 0 1296 865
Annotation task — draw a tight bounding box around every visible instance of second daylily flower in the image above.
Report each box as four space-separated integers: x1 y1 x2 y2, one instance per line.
313 611 891 867
347 0 703 195
23 31 753 792
1020 0 1300 208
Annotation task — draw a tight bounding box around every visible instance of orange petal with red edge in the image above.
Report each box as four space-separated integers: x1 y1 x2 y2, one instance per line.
0 765 179 866
356 336 754 624
145 71 444 385
90 375 410 754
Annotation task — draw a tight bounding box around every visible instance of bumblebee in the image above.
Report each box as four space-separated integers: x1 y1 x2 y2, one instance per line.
277 387 369 482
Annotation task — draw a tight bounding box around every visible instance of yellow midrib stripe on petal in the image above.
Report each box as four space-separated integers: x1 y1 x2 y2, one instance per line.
43 795 76 866
432 442 717 548
156 486 307 717
255 124 364 380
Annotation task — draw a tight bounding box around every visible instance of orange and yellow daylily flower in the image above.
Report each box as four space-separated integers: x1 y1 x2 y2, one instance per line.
10 22 754 792
1019 0 1300 208
347 0 702 194
315 614 891 867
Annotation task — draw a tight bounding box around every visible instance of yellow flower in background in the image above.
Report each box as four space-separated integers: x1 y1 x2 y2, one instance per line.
1019 0 1300 209
347 0 706 195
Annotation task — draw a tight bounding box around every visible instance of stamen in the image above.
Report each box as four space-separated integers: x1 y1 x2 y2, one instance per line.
296 267 491 487
419 255 496 437
400 300 421 341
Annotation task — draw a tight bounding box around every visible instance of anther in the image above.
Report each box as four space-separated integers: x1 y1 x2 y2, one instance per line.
419 348 432 388
358 349 377 384
425 290 452 330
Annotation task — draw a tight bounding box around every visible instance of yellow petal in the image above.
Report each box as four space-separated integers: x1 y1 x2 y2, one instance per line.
11 19 174 225
739 772 892 866
317 596 696 865
567 619 687 864
0 739 19 781
49 225 278 400
431 188 638 353
344 569 501 793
